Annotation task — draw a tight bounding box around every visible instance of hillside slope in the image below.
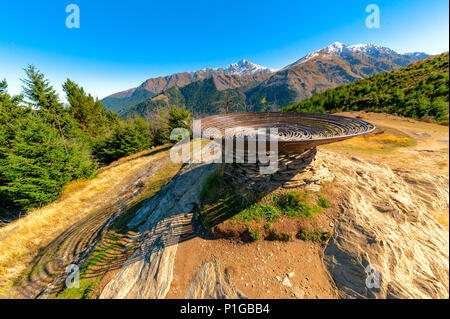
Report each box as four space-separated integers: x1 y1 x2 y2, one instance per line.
123 78 251 118
283 53 449 122
101 90 156 113
0 146 181 298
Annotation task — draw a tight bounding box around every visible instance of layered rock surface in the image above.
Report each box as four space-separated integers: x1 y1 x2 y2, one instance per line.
321 151 449 298
185 259 247 299
99 163 218 298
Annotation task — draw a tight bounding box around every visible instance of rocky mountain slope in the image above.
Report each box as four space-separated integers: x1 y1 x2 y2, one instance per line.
135 59 273 94
284 53 449 123
101 60 273 114
247 42 430 110
102 43 430 116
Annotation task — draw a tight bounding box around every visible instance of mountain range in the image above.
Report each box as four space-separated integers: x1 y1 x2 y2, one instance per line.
101 42 431 117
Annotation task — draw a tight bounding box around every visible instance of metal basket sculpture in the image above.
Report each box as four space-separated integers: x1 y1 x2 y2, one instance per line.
199 112 376 153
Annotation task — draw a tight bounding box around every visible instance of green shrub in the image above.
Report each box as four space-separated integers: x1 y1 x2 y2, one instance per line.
318 196 331 208
248 227 262 241
298 230 331 243
269 231 293 242
276 192 323 219
231 191 327 223
238 203 282 223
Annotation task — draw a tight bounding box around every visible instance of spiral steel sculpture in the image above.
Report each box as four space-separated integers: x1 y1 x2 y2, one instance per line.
199 112 376 153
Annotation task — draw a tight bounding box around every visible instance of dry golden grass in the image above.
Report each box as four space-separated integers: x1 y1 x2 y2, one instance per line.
0 145 173 295
323 130 415 153
323 113 449 171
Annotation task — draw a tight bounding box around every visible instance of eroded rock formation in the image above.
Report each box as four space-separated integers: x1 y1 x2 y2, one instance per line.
99 163 218 299
321 151 449 299
186 259 247 299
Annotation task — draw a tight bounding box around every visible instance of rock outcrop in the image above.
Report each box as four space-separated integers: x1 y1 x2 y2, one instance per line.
224 148 335 196
185 259 247 299
321 150 449 299
99 162 218 299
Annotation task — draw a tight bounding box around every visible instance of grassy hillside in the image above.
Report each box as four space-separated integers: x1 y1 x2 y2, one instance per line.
283 53 449 123
0 146 181 297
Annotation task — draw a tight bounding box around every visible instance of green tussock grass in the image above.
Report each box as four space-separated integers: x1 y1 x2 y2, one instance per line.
298 230 331 243
233 192 323 223
318 196 331 208
198 167 331 231
268 231 293 242
248 227 262 241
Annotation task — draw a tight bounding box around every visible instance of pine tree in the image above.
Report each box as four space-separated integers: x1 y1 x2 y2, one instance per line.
22 65 71 152
63 79 118 136
0 72 97 212
93 116 153 164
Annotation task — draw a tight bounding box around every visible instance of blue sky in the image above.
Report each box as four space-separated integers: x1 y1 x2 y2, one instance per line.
0 0 448 100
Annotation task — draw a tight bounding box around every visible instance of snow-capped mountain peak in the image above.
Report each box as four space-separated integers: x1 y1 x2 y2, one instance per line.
348 43 397 55
291 42 430 68
348 43 376 52
319 42 396 56
290 42 351 66
323 41 347 54
219 59 275 76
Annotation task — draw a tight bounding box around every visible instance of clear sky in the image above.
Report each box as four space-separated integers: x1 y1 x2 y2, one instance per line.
0 0 448 100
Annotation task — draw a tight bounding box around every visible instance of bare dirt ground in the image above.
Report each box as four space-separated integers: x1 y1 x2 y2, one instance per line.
167 236 338 299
